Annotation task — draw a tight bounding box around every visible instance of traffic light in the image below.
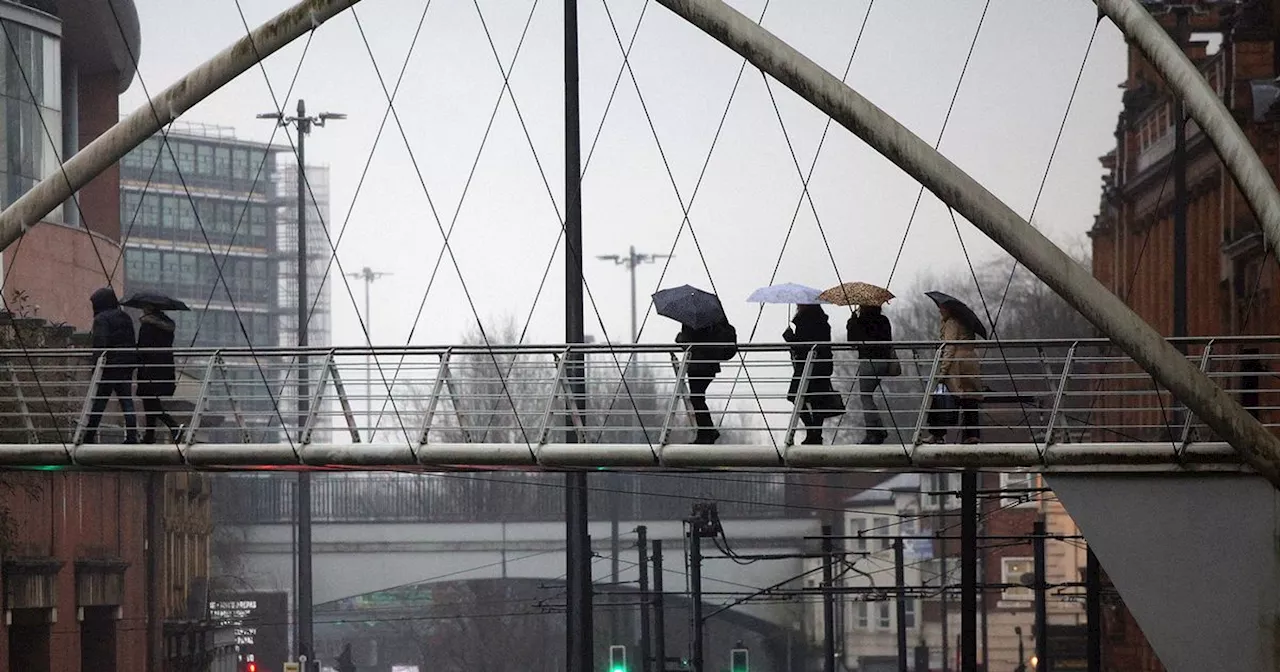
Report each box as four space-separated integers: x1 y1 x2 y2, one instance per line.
245 663 257 672
609 645 627 672
730 646 749 672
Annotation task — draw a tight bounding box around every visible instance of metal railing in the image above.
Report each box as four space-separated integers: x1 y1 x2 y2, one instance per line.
212 471 789 524
0 337 1271 468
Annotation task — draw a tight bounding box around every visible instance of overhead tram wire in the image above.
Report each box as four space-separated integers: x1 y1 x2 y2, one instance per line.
598 0 778 456
101 1 299 458
991 14 1103 331
885 0 992 288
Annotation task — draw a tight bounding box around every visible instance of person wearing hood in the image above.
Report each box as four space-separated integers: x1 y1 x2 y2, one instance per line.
847 304 896 445
83 288 138 444
136 304 179 444
783 304 844 445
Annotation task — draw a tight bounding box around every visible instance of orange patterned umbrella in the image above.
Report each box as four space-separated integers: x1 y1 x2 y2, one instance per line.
817 282 895 306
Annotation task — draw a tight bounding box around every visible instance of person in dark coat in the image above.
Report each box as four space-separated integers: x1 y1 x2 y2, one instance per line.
136 304 179 444
83 288 138 444
676 318 736 445
847 304 897 444
783 304 843 445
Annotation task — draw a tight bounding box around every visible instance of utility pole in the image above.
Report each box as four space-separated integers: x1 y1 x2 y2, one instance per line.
1034 516 1050 672
821 524 836 672
960 471 978 672
563 0 592 668
1085 547 1102 672
940 529 950 672
894 537 908 672
257 99 344 667
688 503 721 672
597 246 670 627
653 539 666 672
638 526 652 672
346 266 391 442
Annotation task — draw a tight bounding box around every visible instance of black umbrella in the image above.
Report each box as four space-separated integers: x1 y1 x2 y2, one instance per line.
122 291 190 312
652 285 725 329
925 290 988 339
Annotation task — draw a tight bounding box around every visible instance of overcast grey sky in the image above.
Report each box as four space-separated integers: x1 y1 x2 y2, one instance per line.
121 0 1127 348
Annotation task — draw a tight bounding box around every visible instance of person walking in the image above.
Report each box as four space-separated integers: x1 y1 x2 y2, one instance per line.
928 302 983 444
783 304 843 445
136 304 180 444
847 304 897 444
676 317 737 445
82 288 138 444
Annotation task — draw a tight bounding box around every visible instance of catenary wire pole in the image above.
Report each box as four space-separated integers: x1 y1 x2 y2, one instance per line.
346 266 390 441
637 525 653 672
257 99 344 666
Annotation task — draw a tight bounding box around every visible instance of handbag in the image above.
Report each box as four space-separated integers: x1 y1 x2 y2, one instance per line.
929 383 958 427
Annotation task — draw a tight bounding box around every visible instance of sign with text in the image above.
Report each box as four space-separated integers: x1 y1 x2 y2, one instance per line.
210 591 288 672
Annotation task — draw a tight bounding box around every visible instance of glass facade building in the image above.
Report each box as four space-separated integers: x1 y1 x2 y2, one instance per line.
0 4 61 220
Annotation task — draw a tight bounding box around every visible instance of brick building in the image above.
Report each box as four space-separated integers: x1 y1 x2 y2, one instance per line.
1088 1 1280 669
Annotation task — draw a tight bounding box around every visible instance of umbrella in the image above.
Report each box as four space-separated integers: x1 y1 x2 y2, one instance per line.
747 283 826 305
925 291 988 339
818 281 895 306
652 285 725 329
122 291 190 312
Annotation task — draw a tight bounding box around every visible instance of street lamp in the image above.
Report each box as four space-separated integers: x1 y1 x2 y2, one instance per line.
346 266 391 442
258 99 343 667
596 245 670 344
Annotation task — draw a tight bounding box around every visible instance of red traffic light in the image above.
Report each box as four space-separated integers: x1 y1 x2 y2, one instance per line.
246 664 257 672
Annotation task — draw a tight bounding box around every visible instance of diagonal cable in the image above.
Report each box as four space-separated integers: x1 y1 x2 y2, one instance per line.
600 0 778 454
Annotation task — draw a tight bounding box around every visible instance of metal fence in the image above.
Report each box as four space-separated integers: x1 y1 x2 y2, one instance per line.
212 470 789 524
0 337 1270 467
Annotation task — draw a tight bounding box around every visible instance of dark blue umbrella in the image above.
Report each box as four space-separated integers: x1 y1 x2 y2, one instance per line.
122 291 190 312
925 291 987 339
652 285 725 329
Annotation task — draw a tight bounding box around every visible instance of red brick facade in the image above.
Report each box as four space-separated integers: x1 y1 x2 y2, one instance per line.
1088 3 1280 669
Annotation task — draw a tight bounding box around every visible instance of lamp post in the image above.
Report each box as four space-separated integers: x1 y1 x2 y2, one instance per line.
595 245 668 644
257 99 343 665
346 266 391 442
596 245 670 344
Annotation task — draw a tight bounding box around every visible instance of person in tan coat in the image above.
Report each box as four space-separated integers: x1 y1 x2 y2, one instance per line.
928 304 982 443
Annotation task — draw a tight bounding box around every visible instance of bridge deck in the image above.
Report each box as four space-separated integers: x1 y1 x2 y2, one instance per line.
0 337 1266 470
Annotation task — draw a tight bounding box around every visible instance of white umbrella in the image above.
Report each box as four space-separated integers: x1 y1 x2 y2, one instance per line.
746 283 827 305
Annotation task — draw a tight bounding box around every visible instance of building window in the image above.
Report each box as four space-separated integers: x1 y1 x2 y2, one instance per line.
231 148 248 181
903 599 916 629
140 196 159 228
179 254 198 287
175 142 195 174
922 472 960 511
873 517 890 550
214 146 231 177
850 517 866 552
141 251 161 283
0 19 63 221
161 196 179 228
877 602 890 629
1002 557 1034 602
161 252 179 284
856 602 868 629
999 472 1038 508
196 144 214 175
124 253 142 284
138 139 158 172
249 205 267 239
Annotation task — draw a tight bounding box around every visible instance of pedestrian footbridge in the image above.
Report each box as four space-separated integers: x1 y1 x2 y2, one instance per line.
0 337 1264 471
